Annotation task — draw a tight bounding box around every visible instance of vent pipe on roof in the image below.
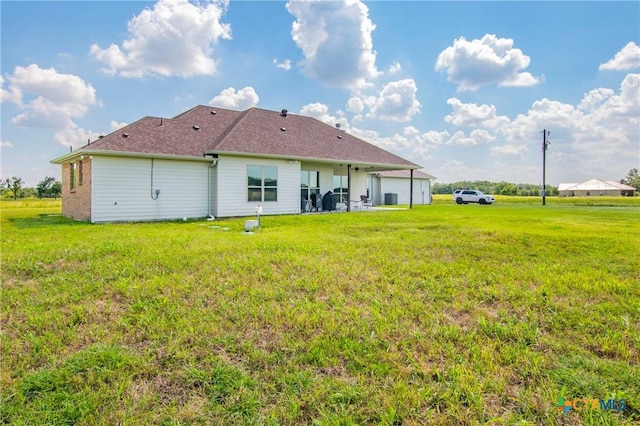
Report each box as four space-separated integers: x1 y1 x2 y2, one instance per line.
160 117 163 126
281 109 288 117
335 123 341 129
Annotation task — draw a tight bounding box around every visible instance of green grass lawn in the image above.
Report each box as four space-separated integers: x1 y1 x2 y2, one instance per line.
2 198 639 425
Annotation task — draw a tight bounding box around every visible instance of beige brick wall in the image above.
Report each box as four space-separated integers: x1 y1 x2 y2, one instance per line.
61 158 92 221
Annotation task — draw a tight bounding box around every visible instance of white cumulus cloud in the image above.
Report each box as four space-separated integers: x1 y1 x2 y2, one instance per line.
366 79 421 122
388 61 402 74
435 34 540 91
446 129 495 146
110 120 128 131
347 96 365 115
1 64 97 147
286 0 380 89
599 42 640 71
54 126 102 148
1 141 14 148
490 144 528 156
90 0 231 78
273 58 292 71
445 98 509 129
209 86 259 110
300 102 349 130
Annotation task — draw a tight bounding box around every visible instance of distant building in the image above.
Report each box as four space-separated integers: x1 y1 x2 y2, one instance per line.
558 179 636 197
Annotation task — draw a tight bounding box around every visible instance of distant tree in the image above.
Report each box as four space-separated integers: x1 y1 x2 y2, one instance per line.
433 180 556 196
51 181 62 198
1 177 24 200
37 176 60 198
495 181 518 196
622 168 640 190
21 187 37 198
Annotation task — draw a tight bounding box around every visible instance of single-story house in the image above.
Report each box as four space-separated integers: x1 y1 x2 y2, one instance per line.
369 170 436 205
51 105 433 222
558 179 636 197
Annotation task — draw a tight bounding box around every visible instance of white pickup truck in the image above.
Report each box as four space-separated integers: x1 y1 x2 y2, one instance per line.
453 189 495 204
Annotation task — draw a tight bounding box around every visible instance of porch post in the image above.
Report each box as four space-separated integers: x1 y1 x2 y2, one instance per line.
347 164 351 212
409 169 414 209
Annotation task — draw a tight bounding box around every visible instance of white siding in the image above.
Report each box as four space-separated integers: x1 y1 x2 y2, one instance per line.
92 156 209 222
349 173 368 201
377 177 432 205
215 156 300 217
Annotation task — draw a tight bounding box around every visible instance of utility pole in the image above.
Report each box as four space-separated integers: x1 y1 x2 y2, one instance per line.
541 129 550 205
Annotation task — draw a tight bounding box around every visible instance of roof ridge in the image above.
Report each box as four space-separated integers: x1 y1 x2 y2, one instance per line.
171 105 205 119
208 108 253 150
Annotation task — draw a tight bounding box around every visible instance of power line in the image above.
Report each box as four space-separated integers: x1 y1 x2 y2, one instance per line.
541 129 550 205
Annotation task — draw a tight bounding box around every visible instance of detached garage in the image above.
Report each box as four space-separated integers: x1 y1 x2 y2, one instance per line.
369 170 436 206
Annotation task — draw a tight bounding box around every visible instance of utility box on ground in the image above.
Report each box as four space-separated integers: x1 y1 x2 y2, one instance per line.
384 193 398 205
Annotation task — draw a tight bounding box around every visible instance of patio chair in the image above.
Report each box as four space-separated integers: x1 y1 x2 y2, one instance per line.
360 195 373 209
310 193 320 212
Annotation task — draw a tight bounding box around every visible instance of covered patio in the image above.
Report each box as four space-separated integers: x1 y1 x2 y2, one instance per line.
299 161 424 214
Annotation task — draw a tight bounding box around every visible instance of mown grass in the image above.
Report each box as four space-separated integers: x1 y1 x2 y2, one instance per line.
1 198 639 425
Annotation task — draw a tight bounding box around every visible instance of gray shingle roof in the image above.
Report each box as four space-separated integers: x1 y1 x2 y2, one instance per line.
54 105 420 169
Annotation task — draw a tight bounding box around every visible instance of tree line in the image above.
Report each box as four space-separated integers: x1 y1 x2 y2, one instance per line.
433 169 640 196
1 176 61 199
433 181 558 196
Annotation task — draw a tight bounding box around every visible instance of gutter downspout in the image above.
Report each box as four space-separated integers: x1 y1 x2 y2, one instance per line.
205 155 218 218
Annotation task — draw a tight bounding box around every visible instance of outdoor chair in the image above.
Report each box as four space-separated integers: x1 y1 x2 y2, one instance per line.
360 195 373 209
310 193 320 212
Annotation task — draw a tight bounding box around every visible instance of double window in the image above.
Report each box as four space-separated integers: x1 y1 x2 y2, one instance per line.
248 165 278 202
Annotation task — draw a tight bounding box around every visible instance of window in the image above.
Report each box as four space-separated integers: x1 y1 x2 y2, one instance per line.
70 162 77 191
301 171 320 200
78 160 83 185
248 165 278 202
333 175 349 204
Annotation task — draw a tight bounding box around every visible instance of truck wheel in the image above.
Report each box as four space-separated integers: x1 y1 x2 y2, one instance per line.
456 197 463 204
479 198 486 204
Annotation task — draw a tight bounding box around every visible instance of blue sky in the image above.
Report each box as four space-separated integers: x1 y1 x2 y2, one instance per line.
2 0 639 187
